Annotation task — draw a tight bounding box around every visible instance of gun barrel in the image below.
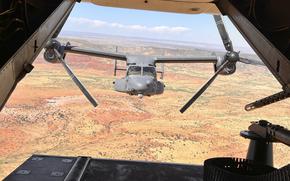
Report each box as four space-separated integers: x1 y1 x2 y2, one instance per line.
275 128 290 146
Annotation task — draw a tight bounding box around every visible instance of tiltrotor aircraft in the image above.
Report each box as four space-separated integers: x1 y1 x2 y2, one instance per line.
43 15 262 113
0 0 289 181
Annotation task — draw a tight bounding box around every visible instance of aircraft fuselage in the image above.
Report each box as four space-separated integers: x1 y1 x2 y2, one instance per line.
114 65 164 97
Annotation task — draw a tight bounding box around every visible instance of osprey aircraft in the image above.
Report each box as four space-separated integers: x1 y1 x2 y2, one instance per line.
43 15 262 113
0 0 290 180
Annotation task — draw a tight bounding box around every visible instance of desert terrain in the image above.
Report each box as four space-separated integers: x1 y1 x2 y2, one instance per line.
0 35 289 178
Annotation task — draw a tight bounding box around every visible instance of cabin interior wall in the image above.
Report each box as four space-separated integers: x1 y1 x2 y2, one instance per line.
230 0 290 60
0 0 63 69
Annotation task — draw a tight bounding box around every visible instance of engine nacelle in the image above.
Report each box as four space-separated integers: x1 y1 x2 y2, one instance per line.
43 39 64 63
214 55 237 75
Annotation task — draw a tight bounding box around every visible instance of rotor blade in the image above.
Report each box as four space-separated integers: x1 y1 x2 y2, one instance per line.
213 15 234 52
54 49 98 107
64 46 127 61
180 59 230 113
155 56 218 64
239 57 264 66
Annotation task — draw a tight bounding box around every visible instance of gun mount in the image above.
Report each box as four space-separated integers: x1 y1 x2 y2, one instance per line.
240 120 290 167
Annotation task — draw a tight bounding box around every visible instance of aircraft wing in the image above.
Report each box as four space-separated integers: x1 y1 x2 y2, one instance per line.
155 56 218 64
64 46 127 61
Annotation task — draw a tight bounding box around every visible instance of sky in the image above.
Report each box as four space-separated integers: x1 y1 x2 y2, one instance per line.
62 2 254 52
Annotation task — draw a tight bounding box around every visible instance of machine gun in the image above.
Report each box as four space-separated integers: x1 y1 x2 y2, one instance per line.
247 120 290 146
240 120 290 166
203 121 290 181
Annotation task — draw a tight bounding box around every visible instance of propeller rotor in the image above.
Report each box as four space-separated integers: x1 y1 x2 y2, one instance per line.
180 15 261 113
44 40 98 108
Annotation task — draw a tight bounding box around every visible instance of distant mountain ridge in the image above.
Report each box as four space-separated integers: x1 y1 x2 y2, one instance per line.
60 30 256 54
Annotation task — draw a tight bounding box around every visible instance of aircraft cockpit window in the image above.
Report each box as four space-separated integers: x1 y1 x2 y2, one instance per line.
128 66 141 76
143 67 156 77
